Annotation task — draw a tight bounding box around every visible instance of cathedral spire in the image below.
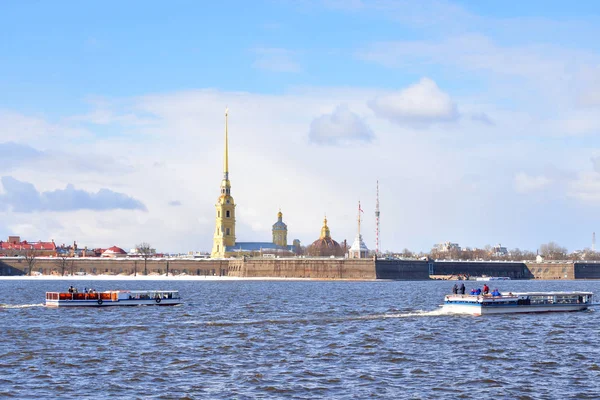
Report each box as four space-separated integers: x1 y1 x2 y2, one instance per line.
224 107 229 180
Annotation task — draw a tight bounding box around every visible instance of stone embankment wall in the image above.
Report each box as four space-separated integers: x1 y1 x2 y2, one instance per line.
0 260 25 276
375 259 430 280
525 262 575 279
432 261 528 278
0 257 432 280
3 256 599 280
573 263 600 279
0 258 229 277
228 258 377 279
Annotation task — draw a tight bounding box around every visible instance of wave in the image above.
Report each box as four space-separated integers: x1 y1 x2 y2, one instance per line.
0 303 44 309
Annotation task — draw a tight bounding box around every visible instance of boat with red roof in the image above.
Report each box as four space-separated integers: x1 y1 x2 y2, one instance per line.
45 288 182 307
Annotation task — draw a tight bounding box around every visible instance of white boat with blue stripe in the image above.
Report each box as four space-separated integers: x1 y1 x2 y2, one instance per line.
45 290 182 307
442 291 593 315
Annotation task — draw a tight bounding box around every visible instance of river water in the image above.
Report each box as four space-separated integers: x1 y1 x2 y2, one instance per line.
2 279 600 399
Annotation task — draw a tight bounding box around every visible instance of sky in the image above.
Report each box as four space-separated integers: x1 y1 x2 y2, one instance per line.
2 0 600 254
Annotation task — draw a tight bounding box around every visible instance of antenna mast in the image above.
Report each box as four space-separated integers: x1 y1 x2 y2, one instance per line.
593 232 596 252
375 180 380 256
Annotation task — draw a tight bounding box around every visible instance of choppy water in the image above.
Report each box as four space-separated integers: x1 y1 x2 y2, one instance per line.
2 279 600 399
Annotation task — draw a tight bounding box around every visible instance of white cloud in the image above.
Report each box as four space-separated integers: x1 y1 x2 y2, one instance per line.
309 104 374 145
368 78 459 127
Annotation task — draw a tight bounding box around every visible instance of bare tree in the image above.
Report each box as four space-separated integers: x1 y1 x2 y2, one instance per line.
136 242 154 275
401 248 414 258
539 242 567 260
24 248 39 276
55 255 70 276
509 248 523 261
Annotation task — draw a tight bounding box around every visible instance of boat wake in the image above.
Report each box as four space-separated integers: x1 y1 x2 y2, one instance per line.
186 308 456 327
0 303 44 309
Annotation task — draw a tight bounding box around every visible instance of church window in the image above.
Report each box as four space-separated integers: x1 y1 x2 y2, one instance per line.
218 211 220 218
217 245 219 252
226 228 230 235
226 210 230 218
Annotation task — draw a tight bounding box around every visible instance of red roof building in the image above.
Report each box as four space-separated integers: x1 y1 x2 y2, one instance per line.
0 236 57 257
101 246 127 258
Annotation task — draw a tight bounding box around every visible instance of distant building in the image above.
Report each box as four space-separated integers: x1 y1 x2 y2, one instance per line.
492 244 509 257
101 246 128 258
307 217 344 257
348 201 368 259
0 236 56 257
434 242 461 253
272 210 288 248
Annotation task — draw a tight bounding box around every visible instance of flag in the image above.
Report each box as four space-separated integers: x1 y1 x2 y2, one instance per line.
359 202 364 213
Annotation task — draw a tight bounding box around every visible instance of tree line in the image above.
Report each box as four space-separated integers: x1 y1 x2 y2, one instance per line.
384 241 600 262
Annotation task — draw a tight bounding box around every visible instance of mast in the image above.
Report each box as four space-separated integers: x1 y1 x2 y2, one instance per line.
375 180 380 256
358 201 362 236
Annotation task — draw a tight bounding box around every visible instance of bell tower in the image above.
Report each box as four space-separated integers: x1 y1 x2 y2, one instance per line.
211 108 236 258
272 209 288 247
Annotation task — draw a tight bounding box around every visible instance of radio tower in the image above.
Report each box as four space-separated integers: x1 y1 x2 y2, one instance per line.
375 180 380 256
593 232 596 252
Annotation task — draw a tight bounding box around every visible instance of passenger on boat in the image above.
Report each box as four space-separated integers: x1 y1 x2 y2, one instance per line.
491 289 501 296
475 288 482 295
452 284 458 294
68 286 74 293
459 283 465 295
470 288 476 295
482 284 490 295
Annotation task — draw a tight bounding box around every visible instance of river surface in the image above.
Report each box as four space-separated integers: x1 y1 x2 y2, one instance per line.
2 279 600 399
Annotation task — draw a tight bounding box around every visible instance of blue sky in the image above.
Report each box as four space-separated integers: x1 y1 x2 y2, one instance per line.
1 0 600 253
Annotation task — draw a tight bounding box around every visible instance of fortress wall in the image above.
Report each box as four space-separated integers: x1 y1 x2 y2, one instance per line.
228 258 377 279
375 259 430 280
573 263 600 279
524 263 575 279
3 257 597 280
432 261 528 278
0 260 25 276
0 258 229 276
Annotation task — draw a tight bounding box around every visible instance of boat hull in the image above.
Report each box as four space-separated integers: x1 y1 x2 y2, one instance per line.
45 299 182 307
442 303 589 316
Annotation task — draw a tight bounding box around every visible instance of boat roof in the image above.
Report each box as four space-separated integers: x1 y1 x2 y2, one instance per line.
111 290 179 293
508 291 593 296
45 289 179 294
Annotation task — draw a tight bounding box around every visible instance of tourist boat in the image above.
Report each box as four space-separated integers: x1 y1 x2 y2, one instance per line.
45 290 182 307
475 277 511 281
442 291 593 315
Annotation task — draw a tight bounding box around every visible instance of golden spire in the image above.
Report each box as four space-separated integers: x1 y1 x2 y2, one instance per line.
320 215 331 239
224 107 229 180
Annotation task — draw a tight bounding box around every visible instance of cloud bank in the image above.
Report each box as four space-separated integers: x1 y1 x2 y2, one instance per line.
0 176 147 213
